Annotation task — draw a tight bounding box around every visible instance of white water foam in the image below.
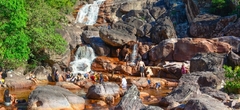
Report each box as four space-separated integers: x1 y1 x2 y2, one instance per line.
75 0 106 25
70 45 96 75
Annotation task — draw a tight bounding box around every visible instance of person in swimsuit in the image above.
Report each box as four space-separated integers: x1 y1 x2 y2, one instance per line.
137 60 145 77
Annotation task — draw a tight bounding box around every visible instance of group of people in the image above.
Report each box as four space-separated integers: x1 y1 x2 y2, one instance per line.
64 69 105 84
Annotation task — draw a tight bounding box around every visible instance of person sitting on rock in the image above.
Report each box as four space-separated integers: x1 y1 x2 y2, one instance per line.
84 72 90 79
28 72 38 84
54 69 60 82
65 70 73 82
3 89 15 106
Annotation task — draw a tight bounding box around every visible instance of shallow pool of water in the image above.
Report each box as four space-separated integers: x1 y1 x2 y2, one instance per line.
0 77 172 110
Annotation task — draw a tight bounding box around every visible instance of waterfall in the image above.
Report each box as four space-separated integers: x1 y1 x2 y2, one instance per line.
75 0 106 25
129 43 139 66
70 45 96 75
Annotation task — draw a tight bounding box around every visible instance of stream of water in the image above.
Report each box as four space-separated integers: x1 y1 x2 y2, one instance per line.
75 0 106 25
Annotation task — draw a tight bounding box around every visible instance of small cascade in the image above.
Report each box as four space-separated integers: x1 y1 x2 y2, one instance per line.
70 45 96 75
75 0 106 25
129 43 139 66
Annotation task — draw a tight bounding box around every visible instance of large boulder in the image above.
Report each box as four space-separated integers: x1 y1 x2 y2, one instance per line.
32 66 51 80
150 16 177 44
160 71 224 107
185 94 231 110
99 28 137 47
115 85 149 110
189 14 237 38
149 38 231 64
190 53 226 72
173 38 231 61
148 38 177 65
159 74 201 107
86 82 120 100
28 85 85 110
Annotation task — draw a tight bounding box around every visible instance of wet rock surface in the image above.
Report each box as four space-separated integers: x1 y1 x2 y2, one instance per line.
28 85 85 110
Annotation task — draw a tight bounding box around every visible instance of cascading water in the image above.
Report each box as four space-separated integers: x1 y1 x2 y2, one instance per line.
70 45 96 75
75 0 106 25
129 43 139 66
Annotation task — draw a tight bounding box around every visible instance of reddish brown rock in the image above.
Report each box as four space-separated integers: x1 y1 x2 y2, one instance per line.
173 38 231 61
56 82 81 90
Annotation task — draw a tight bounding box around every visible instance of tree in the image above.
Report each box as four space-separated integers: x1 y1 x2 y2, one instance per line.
0 0 30 68
25 0 67 66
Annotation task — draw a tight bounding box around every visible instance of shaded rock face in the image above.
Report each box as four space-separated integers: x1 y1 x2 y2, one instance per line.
86 82 120 100
189 14 238 38
200 87 230 102
28 85 85 110
149 6 166 20
123 9 155 24
218 18 240 37
33 66 50 80
151 16 177 44
82 30 110 56
214 36 240 54
185 94 231 110
197 73 221 88
183 0 200 22
148 38 177 65
99 28 137 47
190 53 226 72
227 51 240 68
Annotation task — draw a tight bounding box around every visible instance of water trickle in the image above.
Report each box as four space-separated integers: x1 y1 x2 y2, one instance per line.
129 43 139 66
75 0 106 25
70 45 96 75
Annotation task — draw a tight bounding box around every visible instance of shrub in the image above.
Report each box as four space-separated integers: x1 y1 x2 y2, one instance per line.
224 65 240 93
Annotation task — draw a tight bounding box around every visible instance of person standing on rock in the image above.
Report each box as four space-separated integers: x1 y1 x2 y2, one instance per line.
121 75 127 89
137 60 145 77
54 69 60 82
146 72 151 88
181 63 187 74
99 72 104 84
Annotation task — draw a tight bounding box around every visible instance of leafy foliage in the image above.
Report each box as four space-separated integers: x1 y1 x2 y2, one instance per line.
0 0 78 69
0 0 30 68
224 65 240 93
211 0 240 16
46 0 77 14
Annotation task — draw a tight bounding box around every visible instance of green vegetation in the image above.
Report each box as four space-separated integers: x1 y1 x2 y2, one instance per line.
224 65 240 94
0 0 30 68
0 0 77 69
211 0 240 16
